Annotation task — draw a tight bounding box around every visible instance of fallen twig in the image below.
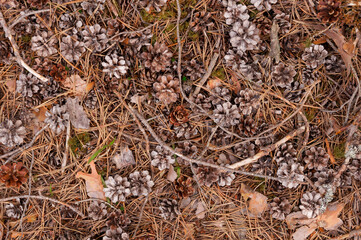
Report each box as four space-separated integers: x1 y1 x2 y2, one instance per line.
61 121 71 173
9 9 50 29
0 10 49 82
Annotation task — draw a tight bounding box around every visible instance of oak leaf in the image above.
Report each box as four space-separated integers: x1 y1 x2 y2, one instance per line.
63 75 93 96
76 161 106 200
240 183 268 217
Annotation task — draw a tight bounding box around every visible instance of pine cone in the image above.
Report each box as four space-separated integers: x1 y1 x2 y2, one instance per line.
303 147 329 170
16 73 41 98
325 55 345 73
302 67 319 85
195 162 220 187
284 81 305 103
211 128 233 146
174 123 198 140
311 169 336 194
60 36 85 62
44 104 69 135
213 102 241 127
153 75 180 105
233 142 256 159
169 105 189 126
182 59 205 81
209 87 232 106
274 13 291 35
27 0 48 8
342 158 361 185
223 2 249 25
175 142 198 165
224 49 246 70
140 42 173 72
302 44 328 69
270 197 291 220
251 156 273 176
58 14 83 33
106 211 131 230
255 123 275 147
317 0 341 23
271 63 296 88
31 31 57 57
104 227 129 240
159 199 180 220
102 53 129 79
5 203 23 219
250 0 277 11
235 88 260 115
0 40 12 63
139 0 167 12
82 24 108 52
299 191 322 218
309 125 322 140
80 0 105 15
103 175 131 203
190 11 214 32
238 116 257 137
274 143 297 164
87 201 107 220
0 162 28 188
123 29 153 52
276 161 304 188
0 120 26 148
281 33 302 56
107 19 122 37
253 13 272 37
218 166 236 186
47 150 61 167
128 171 154 196
49 64 67 82
174 176 195 198
192 93 212 111
84 90 98 109
229 20 260 52
40 78 61 99
151 146 175 170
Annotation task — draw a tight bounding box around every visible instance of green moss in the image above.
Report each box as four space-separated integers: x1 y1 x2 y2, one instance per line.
188 31 199 41
211 68 226 80
68 133 91 156
305 38 312 48
21 35 31 43
305 108 317 121
333 143 345 160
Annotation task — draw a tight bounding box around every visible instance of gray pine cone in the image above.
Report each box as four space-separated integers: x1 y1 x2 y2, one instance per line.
40 78 61 99
103 227 129 240
0 40 12 64
274 143 297 164
153 75 180 105
284 81 305 103
128 170 154 196
311 169 336 194
250 0 277 11
302 67 319 85
213 102 241 127
139 0 167 12
175 141 198 165
174 123 198 140
192 93 212 111
103 175 131 203
299 191 322 218
182 59 205 81
195 162 220 187
209 87 232 106
235 88 260 115
233 142 256 159
102 53 129 79
229 20 260 52
274 13 291 35
342 158 361 185
58 14 83 34
84 90 98 109
16 73 41 98
106 211 131 230
87 201 107 220
224 2 249 25
0 120 26 148
270 197 291 220
124 28 152 51
140 42 173 72
325 55 345 74
251 156 273 176
303 146 329 170
218 165 236 186
159 199 180 220
44 104 69 135
81 0 105 15
5 203 23 219
60 36 86 62
151 146 175 170
82 24 108 52
31 31 57 57
302 44 328 69
211 128 233 146
271 63 296 88
224 49 246 70
277 161 304 188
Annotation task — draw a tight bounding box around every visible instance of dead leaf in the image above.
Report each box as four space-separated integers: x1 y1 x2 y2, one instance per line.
343 40 355 55
313 36 327 45
166 167 177 182
195 201 206 219
76 161 106 200
240 183 268 217
317 202 344 230
130 94 146 105
292 226 316 240
5 79 16 92
65 97 90 129
112 145 136 169
207 79 222 89
9 213 38 227
270 21 280 63
180 197 191 208
63 75 93 96
33 106 47 122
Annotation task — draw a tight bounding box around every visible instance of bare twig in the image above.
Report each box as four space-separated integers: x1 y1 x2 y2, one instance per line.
193 52 220 96
0 195 85 218
62 121 71 173
0 10 49 82
229 126 306 169
9 9 50 29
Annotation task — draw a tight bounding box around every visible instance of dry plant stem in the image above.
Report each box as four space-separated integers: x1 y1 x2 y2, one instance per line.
9 9 50 29
0 195 85 218
193 52 220 96
132 196 148 238
331 229 361 240
1 124 49 163
229 126 306 169
0 10 48 82
62 121 71 173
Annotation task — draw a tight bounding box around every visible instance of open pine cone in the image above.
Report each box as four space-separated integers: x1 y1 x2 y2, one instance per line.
140 42 173 72
0 162 28 188
174 176 195 198
190 11 214 32
151 146 175 170
235 88 260 115
106 211 131 230
299 191 322 218
169 106 189 126
270 197 291 220
303 146 329 170
87 201 107 220
194 162 220 187
317 0 341 23
0 120 26 148
128 171 154 197
271 63 296 89
213 102 241 127
274 143 297 164
302 44 328 69
153 75 180 105
276 161 304 188
159 199 180 220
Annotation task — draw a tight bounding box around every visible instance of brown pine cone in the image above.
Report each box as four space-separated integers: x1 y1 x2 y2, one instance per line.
153 75 180 105
190 11 214 32
0 162 29 188
27 0 48 8
299 191 322 218
194 161 220 187
140 42 173 73
238 116 257 137
271 62 296 89
274 143 297 164
106 211 131 230
169 105 189 126
174 176 195 198
270 197 292 220
317 0 341 23
49 63 67 82
303 146 329 170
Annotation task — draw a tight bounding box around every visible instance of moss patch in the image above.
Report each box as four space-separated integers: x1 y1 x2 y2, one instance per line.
68 133 91 157
211 68 226 80
333 143 345 160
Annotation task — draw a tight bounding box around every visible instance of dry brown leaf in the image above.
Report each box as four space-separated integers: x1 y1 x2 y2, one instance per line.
195 201 206 219
207 78 222 89
33 106 47 122
317 202 344 230
76 161 106 200
4 79 16 92
166 166 177 182
63 75 93 96
240 183 268 217
112 145 136 169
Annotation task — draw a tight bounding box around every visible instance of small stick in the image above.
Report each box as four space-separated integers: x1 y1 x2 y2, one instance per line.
0 10 49 82
0 195 85 218
325 138 336 164
229 126 306 169
62 121 71 173
9 9 50 29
